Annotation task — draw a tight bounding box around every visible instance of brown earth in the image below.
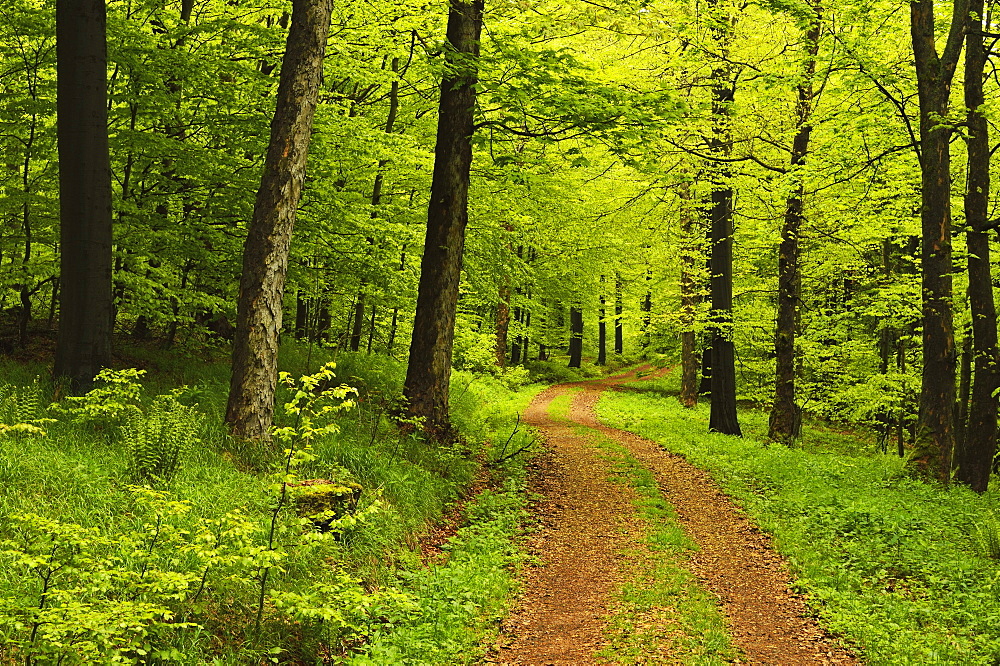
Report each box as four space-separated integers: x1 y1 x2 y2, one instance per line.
491 368 859 665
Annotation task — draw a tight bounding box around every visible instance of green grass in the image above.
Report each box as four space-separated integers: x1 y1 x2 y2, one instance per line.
597 388 1000 665
588 428 738 665
0 344 545 664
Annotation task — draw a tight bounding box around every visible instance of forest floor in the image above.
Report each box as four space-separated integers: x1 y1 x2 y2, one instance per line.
489 367 859 665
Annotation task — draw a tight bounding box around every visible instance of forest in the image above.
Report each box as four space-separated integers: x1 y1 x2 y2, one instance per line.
3 0 1000 662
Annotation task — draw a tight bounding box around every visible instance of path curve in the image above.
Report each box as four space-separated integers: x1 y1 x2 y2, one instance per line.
495 369 858 665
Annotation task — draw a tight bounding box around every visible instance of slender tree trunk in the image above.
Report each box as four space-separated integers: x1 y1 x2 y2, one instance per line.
910 0 966 481
54 0 114 392
225 0 333 440
679 181 699 408
402 0 483 439
706 18 742 436
349 292 365 352
955 0 998 491
597 276 607 366
568 306 583 368
768 5 819 445
614 274 624 354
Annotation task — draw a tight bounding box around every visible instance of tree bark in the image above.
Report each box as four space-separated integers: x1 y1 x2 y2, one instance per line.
349 292 365 352
598 277 607 366
54 0 114 392
225 0 333 440
614 274 624 354
910 0 966 481
955 0 998 491
706 10 742 437
568 306 583 368
768 4 819 445
402 0 483 439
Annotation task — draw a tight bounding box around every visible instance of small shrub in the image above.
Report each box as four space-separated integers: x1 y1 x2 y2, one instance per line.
124 393 200 487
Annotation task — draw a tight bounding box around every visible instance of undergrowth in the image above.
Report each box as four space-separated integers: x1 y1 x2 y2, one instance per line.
598 387 1000 665
0 345 544 663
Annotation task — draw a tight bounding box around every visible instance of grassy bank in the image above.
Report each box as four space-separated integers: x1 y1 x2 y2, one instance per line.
0 345 543 663
597 381 1000 665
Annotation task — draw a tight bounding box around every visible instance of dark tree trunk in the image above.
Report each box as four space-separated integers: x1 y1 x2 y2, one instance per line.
510 302 523 365
679 181 699 408
54 0 114 392
349 291 365 352
955 0 998 491
910 0 966 481
597 278 607 366
402 0 483 439
706 48 742 436
568 306 583 368
614 274 624 354
225 0 333 440
956 329 972 451
768 5 819 445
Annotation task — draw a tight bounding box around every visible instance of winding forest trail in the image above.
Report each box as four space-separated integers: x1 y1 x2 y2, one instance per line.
491 368 858 665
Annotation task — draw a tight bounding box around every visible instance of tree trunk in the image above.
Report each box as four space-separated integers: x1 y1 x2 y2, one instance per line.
706 25 742 436
597 277 607 366
955 0 998 491
768 5 819 445
910 0 966 481
679 181 699 408
349 291 365 352
225 0 333 440
568 306 583 368
402 0 483 439
54 0 114 392
614 274 624 354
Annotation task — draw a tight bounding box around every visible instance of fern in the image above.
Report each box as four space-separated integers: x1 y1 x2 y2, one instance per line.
0 377 54 437
124 395 199 486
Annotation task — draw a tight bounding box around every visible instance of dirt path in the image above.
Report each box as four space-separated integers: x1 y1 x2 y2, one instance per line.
493 369 858 665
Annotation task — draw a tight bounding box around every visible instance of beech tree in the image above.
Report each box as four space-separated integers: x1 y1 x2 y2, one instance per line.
768 1 821 445
225 0 334 440
909 0 967 481
402 0 484 439
53 0 113 391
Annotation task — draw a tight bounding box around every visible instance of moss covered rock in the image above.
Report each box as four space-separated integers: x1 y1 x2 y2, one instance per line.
290 479 363 532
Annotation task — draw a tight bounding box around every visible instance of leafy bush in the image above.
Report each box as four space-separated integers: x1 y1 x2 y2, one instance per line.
124 393 200 487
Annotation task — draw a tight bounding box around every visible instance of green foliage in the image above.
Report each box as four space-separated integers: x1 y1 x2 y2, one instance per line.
0 377 55 438
124 393 200 487
58 368 146 428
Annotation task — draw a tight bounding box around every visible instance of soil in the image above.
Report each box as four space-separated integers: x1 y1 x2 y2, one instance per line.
491 368 859 665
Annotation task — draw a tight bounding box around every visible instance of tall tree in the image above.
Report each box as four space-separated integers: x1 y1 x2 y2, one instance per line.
53 0 113 392
706 0 742 437
768 1 821 445
909 0 967 480
402 0 484 439
568 305 583 368
225 0 334 440
954 0 998 492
